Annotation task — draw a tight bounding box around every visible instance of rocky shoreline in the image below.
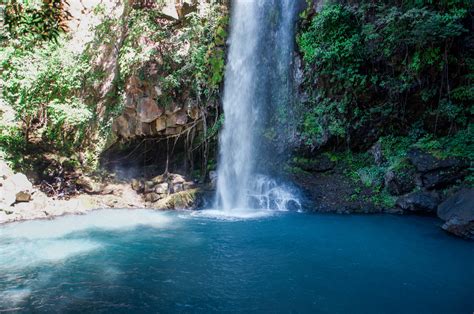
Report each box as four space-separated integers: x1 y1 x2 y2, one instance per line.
1 154 472 239
292 146 473 240
0 160 212 225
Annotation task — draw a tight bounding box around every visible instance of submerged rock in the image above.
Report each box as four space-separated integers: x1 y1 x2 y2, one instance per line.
437 189 474 239
396 191 440 214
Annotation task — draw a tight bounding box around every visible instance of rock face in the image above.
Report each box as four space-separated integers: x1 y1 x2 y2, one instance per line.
370 142 386 166
111 75 203 140
0 160 14 179
293 155 335 173
437 189 474 239
1 173 34 206
407 149 469 189
132 173 201 208
384 169 415 196
396 191 440 214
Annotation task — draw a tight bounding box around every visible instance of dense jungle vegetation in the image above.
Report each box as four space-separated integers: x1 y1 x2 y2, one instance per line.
0 0 227 179
295 0 473 205
0 0 472 206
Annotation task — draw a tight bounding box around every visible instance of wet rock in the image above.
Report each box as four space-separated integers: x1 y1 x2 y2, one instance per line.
437 188 474 239
384 169 415 196
396 191 440 214
209 171 218 188
154 189 203 209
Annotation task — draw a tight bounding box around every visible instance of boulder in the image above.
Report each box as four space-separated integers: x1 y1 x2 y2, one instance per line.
154 189 203 210
396 191 440 214
144 181 155 193
145 192 161 203
407 149 468 189
151 174 166 184
112 115 132 139
155 116 167 132
173 183 184 193
175 110 188 125
131 179 143 191
408 149 464 172
15 191 32 203
1 173 33 206
171 174 185 185
437 189 474 239
384 169 415 196
155 183 169 194
137 97 163 123
76 176 103 194
421 169 469 190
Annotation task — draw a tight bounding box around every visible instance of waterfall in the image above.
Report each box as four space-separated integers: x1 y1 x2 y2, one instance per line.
215 0 302 212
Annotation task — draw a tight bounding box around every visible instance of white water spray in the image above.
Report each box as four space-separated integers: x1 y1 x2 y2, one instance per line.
215 0 301 212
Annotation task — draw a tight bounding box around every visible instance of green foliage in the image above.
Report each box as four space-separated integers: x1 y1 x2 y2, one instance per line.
414 126 473 159
3 0 70 45
0 39 91 151
297 0 473 148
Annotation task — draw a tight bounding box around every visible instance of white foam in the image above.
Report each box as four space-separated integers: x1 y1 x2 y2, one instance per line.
0 209 175 271
190 208 275 221
0 209 174 240
0 239 102 271
0 288 31 308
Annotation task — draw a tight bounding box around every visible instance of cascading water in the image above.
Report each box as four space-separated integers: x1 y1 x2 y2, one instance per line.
215 0 302 212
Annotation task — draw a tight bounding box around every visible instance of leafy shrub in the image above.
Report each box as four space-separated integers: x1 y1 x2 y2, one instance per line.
297 0 473 149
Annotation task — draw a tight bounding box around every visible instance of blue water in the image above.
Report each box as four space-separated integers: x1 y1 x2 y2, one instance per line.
0 209 473 313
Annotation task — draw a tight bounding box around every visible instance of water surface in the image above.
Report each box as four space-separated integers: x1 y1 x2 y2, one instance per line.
0 209 473 313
